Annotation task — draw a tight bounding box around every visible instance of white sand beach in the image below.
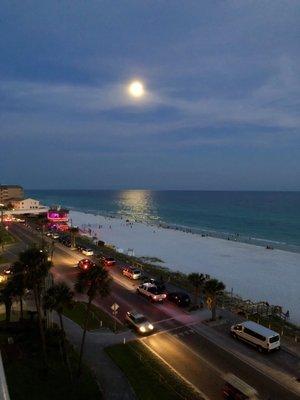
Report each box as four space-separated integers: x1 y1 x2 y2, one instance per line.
70 210 300 325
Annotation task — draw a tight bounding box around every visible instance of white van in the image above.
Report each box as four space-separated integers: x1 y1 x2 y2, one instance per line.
231 320 280 352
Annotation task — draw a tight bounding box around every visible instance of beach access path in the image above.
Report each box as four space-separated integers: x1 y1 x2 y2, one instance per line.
54 313 137 400
70 210 300 325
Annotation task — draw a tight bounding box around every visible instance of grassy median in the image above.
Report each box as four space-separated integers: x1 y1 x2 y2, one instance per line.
63 301 123 332
105 341 203 400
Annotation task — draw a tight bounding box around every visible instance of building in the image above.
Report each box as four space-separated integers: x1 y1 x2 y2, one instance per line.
0 185 24 205
11 198 41 210
47 208 69 223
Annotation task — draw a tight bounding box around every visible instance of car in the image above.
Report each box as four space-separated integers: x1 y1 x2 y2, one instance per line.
46 232 52 237
3 267 12 275
78 259 95 271
82 248 94 256
51 233 60 239
122 266 141 280
137 282 167 302
102 257 116 266
148 278 166 291
168 292 191 307
125 311 154 334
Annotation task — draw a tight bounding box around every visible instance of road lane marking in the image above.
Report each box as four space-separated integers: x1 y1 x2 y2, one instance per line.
191 324 300 397
141 340 210 400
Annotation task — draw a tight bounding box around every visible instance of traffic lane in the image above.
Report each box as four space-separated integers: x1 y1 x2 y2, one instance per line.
141 326 224 400
176 326 299 400
12 223 300 389
50 242 192 327
203 322 300 378
212 319 300 377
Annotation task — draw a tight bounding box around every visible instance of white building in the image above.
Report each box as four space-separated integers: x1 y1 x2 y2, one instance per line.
11 198 41 210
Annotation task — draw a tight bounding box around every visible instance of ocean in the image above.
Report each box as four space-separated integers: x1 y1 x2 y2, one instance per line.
27 190 300 252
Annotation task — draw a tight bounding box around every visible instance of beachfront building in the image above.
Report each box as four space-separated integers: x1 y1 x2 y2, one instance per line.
0 185 24 205
47 208 69 223
47 207 69 231
11 198 41 210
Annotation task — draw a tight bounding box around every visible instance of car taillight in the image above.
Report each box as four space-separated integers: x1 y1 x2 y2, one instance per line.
163 294 167 298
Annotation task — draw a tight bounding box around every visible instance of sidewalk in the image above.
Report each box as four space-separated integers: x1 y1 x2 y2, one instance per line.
56 314 137 400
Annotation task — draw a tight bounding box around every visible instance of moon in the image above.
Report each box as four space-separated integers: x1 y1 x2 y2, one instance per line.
128 81 145 98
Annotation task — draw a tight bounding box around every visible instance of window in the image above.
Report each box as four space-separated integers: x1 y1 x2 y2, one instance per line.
244 328 265 341
269 335 279 343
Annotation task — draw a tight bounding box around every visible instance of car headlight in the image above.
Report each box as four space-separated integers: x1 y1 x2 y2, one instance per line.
139 326 146 333
148 324 154 330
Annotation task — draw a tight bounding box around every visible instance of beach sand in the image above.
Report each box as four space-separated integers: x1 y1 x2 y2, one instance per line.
70 210 300 324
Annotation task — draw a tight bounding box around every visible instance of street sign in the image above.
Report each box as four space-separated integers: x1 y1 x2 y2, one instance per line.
111 303 119 312
206 297 213 309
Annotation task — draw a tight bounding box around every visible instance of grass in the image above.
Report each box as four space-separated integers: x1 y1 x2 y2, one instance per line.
105 341 203 400
1 321 102 400
0 225 15 246
63 301 123 332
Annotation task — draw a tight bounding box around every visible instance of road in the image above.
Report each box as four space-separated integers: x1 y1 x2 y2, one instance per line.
5 222 300 400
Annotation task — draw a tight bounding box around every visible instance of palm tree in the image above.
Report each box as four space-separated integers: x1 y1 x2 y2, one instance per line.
70 227 79 249
204 278 225 321
75 264 111 377
188 273 206 307
44 283 74 380
0 280 15 324
10 261 26 321
19 246 52 368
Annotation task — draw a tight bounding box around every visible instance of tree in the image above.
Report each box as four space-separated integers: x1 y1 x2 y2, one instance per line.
19 246 52 368
10 261 26 321
188 273 206 307
70 227 79 249
204 278 225 321
75 264 111 377
44 283 74 380
0 280 15 324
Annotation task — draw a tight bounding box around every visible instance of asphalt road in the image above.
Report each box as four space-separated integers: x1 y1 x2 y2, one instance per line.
6 222 300 400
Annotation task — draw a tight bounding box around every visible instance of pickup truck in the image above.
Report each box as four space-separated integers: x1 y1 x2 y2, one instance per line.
137 282 167 302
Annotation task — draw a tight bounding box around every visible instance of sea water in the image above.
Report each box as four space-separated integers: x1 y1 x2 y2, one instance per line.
27 190 300 252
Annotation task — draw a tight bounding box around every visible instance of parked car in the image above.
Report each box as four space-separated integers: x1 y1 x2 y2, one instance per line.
137 282 167 302
122 266 142 280
3 267 12 276
231 321 280 352
82 248 94 256
168 292 191 307
78 259 95 271
148 278 166 291
125 311 154 334
102 257 116 266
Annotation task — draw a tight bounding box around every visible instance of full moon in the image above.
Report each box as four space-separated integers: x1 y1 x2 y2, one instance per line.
128 81 145 98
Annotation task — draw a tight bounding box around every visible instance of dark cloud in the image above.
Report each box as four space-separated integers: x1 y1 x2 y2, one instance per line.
0 1 299 189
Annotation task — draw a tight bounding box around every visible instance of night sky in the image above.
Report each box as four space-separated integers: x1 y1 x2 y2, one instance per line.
1 1 299 190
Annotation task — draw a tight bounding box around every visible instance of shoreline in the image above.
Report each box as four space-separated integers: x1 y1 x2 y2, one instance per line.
69 209 300 324
65 205 300 254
